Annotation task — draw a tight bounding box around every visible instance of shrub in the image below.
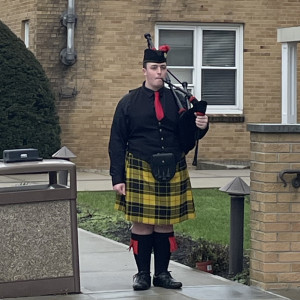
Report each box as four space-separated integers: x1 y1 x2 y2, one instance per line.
187 237 249 284
0 20 61 158
186 237 230 275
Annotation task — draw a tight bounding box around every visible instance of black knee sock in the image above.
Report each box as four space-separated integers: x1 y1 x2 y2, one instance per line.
153 231 178 276
130 233 153 273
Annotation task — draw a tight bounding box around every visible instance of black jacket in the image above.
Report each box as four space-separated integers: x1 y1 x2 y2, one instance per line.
108 83 208 185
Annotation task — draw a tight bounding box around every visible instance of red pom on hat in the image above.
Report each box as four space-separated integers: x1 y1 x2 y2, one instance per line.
159 45 170 53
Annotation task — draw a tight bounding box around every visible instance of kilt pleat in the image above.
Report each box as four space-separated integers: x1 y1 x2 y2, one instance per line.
115 153 196 225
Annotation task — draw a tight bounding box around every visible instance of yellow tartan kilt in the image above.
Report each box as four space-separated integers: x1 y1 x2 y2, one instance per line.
115 153 196 225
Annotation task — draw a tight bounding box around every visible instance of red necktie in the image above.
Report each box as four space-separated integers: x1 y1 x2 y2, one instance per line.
154 91 164 121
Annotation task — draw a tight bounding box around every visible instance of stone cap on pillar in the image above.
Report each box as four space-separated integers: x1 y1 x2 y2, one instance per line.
277 26 300 43
247 123 300 133
219 176 250 196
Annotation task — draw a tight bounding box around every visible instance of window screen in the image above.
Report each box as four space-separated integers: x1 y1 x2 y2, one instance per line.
202 30 236 67
201 69 236 105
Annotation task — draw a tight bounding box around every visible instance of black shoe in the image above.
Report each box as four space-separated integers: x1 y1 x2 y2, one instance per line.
153 271 182 289
133 271 151 290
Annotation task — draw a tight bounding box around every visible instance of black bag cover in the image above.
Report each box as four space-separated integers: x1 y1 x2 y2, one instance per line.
179 100 207 154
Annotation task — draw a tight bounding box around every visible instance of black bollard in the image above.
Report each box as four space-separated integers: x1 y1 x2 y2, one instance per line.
219 176 249 276
229 195 245 275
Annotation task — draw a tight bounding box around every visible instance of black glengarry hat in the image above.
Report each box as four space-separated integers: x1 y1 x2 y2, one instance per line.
143 45 170 63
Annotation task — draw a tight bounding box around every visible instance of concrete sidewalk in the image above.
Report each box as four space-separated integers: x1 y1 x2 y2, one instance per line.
0 168 251 191
5 228 292 300
75 168 251 191
1 168 298 300
76 228 292 300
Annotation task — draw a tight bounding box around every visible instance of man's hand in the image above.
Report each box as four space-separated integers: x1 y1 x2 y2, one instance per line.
113 183 126 195
195 113 208 130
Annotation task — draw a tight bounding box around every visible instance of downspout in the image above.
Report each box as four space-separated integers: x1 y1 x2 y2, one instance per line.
60 0 77 66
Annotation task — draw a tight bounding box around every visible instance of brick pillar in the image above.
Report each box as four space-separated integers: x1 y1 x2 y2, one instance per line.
248 124 300 290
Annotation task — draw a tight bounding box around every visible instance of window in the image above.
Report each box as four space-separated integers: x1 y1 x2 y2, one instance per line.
21 20 30 48
156 24 243 114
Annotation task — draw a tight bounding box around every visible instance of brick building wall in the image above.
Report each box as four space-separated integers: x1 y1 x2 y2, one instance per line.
249 124 300 290
1 0 300 170
0 0 37 49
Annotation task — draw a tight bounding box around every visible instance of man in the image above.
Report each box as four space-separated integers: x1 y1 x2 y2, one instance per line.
108 45 208 291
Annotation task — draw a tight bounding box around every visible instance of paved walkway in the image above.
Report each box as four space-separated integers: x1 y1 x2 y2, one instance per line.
1 168 299 300
75 168 251 191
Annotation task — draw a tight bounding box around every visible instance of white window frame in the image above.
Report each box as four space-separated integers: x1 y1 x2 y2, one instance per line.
22 20 30 48
155 24 244 114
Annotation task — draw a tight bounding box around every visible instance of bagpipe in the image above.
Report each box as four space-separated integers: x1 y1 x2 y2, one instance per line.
144 33 208 165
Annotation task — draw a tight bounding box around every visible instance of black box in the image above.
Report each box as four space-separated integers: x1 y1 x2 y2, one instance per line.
3 149 43 163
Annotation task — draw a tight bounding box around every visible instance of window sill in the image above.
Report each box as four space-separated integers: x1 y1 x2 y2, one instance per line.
208 114 245 123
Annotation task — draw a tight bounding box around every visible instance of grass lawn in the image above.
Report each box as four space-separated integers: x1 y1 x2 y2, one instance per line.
77 188 250 250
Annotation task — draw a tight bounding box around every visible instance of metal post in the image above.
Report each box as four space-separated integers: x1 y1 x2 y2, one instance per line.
60 0 77 66
229 195 245 276
219 176 249 277
58 170 69 185
52 146 76 185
